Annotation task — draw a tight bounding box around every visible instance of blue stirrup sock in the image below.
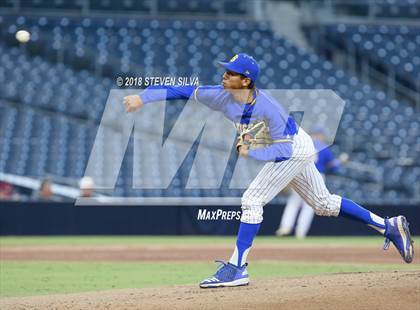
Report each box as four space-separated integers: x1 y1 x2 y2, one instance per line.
229 222 261 267
339 198 385 234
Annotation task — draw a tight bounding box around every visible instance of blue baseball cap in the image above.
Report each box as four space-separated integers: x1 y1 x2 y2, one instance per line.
218 53 260 82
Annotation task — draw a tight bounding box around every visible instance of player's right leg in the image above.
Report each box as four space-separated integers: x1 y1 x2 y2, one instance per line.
276 189 302 236
290 163 414 263
200 149 311 288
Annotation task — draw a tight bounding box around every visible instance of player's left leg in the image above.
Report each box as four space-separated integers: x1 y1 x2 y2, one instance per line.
290 163 414 263
338 198 413 263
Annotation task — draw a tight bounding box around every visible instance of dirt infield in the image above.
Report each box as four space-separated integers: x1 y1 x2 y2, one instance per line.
1 271 419 310
1 243 418 264
1 243 419 309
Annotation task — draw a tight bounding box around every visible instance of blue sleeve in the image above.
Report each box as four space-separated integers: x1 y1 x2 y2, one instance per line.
193 85 227 111
140 85 195 103
248 142 293 162
140 85 227 112
247 105 294 162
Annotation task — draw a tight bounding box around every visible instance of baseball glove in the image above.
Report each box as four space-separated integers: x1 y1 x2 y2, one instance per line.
236 120 273 151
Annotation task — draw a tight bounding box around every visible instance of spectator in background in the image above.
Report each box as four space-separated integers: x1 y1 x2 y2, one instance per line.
79 176 94 198
32 179 62 202
38 179 53 200
0 181 14 200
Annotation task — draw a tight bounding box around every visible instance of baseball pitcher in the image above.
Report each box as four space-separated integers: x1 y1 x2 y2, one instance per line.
123 53 414 288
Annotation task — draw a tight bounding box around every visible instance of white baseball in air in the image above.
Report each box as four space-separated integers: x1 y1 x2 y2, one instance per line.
339 152 349 164
15 30 31 43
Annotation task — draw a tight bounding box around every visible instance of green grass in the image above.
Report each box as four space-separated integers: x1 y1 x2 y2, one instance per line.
2 236 419 247
1 260 418 298
1 236 419 298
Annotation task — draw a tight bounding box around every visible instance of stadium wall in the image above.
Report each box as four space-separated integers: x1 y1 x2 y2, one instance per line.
0 202 419 236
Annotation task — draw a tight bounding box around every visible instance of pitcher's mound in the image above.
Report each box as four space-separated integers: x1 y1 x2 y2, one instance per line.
1 271 419 310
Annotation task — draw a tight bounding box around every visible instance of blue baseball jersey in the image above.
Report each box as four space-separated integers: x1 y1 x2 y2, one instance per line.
313 139 340 174
140 85 298 162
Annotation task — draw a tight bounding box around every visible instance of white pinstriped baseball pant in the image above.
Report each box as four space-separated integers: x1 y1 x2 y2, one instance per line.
241 129 342 224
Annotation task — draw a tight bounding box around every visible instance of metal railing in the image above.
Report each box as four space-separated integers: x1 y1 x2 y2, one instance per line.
304 0 420 20
306 28 420 111
0 0 265 20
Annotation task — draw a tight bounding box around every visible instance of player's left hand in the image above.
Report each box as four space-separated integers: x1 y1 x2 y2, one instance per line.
238 145 249 157
236 134 252 154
